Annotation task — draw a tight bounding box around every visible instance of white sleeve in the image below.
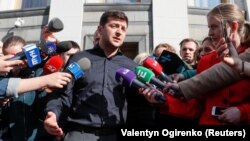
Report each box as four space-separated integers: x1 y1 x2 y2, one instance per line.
6 78 21 98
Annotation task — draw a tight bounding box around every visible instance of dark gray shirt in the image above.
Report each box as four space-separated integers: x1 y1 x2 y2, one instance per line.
45 46 141 128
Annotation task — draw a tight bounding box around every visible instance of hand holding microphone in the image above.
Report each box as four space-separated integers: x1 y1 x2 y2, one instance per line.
0 55 25 75
134 66 166 89
134 66 183 98
43 56 91 92
116 67 166 103
7 44 42 68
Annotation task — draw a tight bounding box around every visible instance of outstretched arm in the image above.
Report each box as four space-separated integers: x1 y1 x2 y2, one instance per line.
5 72 72 98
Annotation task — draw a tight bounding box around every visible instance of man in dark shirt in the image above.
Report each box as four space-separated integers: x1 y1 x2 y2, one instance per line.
44 10 155 141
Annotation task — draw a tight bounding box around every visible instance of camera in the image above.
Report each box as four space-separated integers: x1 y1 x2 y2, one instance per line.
14 18 25 28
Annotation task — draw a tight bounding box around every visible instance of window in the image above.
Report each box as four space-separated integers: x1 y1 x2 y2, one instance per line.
0 0 50 11
21 0 50 9
188 0 220 9
85 0 145 4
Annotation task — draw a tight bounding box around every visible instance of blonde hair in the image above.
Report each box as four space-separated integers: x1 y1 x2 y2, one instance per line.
208 3 250 46
153 43 176 54
133 52 150 65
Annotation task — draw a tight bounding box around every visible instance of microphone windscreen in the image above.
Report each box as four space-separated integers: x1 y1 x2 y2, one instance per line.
56 41 72 53
143 57 163 75
77 58 91 72
115 68 136 87
48 17 64 32
134 66 154 83
43 55 64 74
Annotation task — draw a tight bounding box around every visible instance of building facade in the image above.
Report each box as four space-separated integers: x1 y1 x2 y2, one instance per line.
0 0 249 59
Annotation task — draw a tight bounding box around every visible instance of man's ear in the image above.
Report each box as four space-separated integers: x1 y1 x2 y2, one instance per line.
97 25 102 35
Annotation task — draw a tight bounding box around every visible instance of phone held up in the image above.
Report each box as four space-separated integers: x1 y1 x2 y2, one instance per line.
211 106 227 116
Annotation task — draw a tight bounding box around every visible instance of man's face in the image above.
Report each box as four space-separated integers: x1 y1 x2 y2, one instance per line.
3 44 23 56
100 17 127 48
179 41 197 64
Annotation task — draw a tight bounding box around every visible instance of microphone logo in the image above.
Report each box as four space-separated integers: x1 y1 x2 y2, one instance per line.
24 44 42 67
121 68 130 75
67 62 84 80
152 60 158 67
136 69 147 79
45 65 57 73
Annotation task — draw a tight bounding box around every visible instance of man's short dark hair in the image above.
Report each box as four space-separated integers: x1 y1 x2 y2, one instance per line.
179 38 199 50
2 35 26 50
99 10 128 27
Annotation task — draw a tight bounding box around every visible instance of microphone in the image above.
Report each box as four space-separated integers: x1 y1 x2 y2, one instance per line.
115 67 166 103
43 57 91 93
64 57 91 80
39 40 73 58
143 57 173 82
134 66 166 90
48 17 64 32
43 55 64 75
56 41 73 53
39 41 57 58
7 44 42 68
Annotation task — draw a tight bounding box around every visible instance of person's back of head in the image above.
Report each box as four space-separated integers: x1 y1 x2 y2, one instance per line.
133 52 150 65
153 43 176 58
69 40 80 50
61 40 81 66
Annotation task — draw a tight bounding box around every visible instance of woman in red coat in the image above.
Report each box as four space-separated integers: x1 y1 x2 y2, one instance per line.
197 3 250 125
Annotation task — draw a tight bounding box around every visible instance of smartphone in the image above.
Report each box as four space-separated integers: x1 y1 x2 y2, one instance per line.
220 20 228 41
211 106 226 116
220 19 238 57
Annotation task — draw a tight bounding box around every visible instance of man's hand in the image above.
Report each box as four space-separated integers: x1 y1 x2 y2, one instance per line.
44 112 64 137
163 82 184 98
139 87 164 104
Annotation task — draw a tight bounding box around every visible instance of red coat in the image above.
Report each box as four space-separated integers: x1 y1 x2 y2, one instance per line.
160 94 204 119
197 51 250 125
160 65 204 119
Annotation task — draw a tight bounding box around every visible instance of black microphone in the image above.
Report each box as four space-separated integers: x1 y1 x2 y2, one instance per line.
48 17 64 33
56 41 73 53
116 67 166 103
